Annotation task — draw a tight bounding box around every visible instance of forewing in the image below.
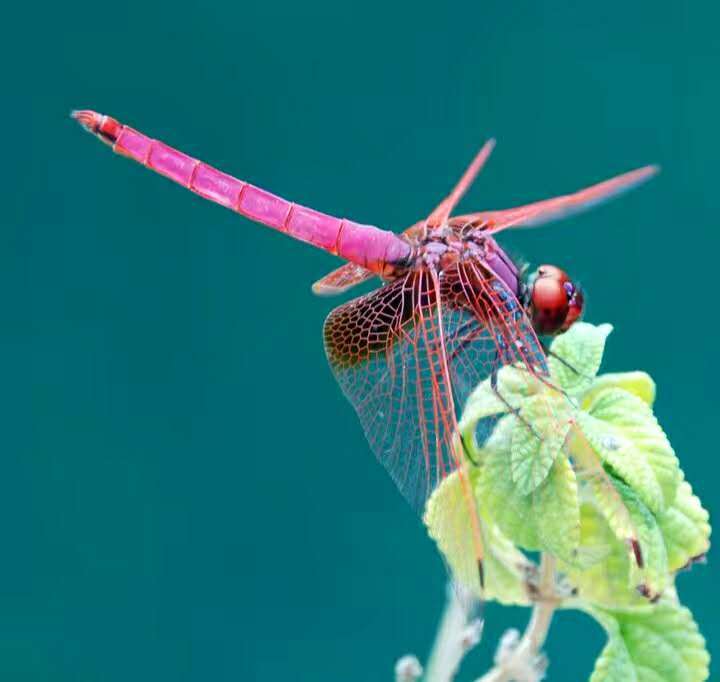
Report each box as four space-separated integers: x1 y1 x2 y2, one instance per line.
450 165 658 234
427 139 496 227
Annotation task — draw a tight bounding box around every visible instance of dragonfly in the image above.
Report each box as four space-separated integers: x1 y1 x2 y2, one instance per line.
73 109 657 591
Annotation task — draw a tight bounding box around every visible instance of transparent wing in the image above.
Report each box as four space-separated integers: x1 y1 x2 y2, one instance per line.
313 160 657 296
325 272 455 512
427 139 496 227
323 261 552 590
324 262 551 507
450 165 658 234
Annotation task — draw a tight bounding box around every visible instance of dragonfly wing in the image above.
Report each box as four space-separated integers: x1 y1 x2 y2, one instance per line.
325 270 493 592
427 139 496 227
450 165 659 233
312 262 376 296
324 272 458 513
323 262 549 591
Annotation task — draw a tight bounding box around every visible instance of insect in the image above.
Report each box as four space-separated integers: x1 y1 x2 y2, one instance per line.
73 110 657 589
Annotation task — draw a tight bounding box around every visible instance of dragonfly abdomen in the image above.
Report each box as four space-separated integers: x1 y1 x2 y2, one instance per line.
72 110 411 276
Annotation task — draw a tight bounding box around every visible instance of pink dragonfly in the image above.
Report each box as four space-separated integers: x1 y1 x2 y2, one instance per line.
73 110 657 589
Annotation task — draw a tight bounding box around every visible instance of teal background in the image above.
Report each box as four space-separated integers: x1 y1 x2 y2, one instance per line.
3 1 717 679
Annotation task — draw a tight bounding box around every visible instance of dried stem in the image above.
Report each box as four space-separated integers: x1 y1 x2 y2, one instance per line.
423 584 483 682
475 553 557 682
396 554 559 682
395 655 423 682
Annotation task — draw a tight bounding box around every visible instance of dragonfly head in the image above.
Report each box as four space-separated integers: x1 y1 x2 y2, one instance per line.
71 110 121 146
527 264 584 335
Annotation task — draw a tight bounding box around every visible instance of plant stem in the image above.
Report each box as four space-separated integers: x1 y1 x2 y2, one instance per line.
424 584 483 682
414 554 558 682
475 554 557 682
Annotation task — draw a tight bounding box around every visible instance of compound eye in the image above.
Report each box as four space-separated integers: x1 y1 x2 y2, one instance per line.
529 265 585 335
530 271 570 335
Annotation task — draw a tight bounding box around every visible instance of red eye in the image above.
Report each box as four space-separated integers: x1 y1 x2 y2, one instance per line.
529 265 583 335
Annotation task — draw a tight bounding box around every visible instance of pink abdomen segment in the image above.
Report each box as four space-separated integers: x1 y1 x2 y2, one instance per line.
74 111 411 274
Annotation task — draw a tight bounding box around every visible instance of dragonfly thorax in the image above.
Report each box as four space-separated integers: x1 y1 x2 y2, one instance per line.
397 228 524 305
412 228 468 266
412 228 498 272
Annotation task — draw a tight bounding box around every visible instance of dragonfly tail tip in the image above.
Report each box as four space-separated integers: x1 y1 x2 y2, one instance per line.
71 109 121 146
71 109 104 133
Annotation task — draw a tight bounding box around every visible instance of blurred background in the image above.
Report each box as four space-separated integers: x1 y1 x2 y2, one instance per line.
1 0 717 679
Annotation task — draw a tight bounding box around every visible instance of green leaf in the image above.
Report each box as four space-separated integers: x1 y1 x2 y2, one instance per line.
534 452 581 563
656 480 711 572
478 419 580 562
458 365 544 445
582 371 656 408
477 416 540 550
452 314 711 652
588 603 709 682
567 477 709 607
560 503 648 608
423 467 534 604
548 322 613 395
510 394 572 495
480 513 537 606
561 473 670 607
596 477 669 600
578 409 662 515
457 366 539 465
587 389 679 508
589 609 635 681
578 388 680 514
424 469 482 595
569 424 640 554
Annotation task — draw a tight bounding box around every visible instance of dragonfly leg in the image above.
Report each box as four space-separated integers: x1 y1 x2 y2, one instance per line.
542 343 592 381
447 319 483 363
508 339 577 402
